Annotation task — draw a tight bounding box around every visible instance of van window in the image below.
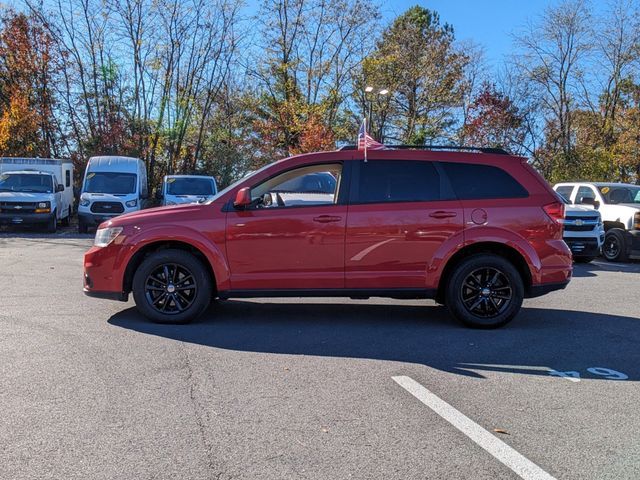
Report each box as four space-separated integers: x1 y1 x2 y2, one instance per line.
441 163 528 200
167 178 216 196
65 170 71 188
353 160 440 203
84 172 136 194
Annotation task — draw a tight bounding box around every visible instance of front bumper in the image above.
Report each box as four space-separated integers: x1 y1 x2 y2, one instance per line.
564 236 602 258
83 242 129 300
78 211 119 226
0 211 54 225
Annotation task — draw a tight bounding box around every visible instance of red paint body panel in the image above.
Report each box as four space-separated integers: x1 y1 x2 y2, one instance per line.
83 149 572 301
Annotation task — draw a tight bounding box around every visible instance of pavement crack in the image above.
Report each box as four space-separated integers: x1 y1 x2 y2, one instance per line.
180 345 229 480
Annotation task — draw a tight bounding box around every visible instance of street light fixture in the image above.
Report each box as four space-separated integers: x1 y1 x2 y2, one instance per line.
364 87 390 141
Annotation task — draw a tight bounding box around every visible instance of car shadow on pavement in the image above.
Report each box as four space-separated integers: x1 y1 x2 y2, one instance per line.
108 301 640 382
572 259 640 277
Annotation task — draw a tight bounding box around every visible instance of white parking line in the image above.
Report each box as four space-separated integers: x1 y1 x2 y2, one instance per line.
392 376 556 480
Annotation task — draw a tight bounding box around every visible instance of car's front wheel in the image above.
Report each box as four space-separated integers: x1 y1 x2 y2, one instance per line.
132 249 212 324
603 229 629 262
445 254 524 329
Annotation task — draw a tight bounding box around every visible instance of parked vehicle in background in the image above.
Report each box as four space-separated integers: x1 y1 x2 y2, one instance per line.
78 156 148 233
84 146 572 329
161 175 217 206
554 182 640 262
0 158 74 232
557 193 604 263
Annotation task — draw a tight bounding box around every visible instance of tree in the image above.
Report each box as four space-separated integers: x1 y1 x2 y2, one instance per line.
463 82 525 153
355 6 469 144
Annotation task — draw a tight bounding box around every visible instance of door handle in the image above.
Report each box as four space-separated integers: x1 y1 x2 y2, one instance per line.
313 215 342 223
429 211 457 219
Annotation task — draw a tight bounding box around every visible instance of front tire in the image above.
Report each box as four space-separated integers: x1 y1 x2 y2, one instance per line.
132 249 212 324
603 229 629 262
445 254 524 329
46 211 57 233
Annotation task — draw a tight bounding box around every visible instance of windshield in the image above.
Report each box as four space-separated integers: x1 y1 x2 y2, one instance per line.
84 172 137 194
0 173 53 193
166 177 215 196
598 185 640 204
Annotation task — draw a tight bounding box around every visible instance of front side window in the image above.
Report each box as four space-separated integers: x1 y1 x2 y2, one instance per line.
166 177 215 196
251 164 342 208
353 160 440 204
441 163 528 200
0 173 53 193
555 185 574 202
575 186 597 204
598 185 640 205
84 172 137 194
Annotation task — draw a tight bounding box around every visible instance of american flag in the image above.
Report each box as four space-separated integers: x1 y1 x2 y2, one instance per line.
357 118 385 151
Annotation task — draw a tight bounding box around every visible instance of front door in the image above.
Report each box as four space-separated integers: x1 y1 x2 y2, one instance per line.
226 163 347 291
345 159 464 290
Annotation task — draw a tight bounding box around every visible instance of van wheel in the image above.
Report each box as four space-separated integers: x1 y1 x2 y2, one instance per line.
445 254 524 329
132 249 212 324
46 211 57 233
603 230 629 262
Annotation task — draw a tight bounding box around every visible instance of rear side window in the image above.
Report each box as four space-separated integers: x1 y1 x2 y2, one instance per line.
354 160 440 203
441 163 528 200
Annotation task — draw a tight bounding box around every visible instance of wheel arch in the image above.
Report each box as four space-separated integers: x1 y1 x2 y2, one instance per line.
436 241 533 303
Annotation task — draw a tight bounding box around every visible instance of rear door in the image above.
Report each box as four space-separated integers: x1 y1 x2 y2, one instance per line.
345 159 464 290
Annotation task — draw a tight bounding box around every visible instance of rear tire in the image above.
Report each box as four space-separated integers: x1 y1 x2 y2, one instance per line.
445 254 524 329
603 229 629 262
62 207 71 227
132 249 212 324
78 219 88 234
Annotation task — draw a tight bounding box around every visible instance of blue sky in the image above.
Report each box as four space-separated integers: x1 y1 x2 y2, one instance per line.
380 0 559 69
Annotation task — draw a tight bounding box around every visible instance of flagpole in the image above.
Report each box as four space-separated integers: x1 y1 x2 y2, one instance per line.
364 117 368 163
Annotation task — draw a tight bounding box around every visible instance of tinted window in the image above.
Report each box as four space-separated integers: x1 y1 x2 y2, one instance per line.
598 185 640 204
555 185 574 201
166 177 215 195
354 160 440 203
441 163 528 200
84 172 137 194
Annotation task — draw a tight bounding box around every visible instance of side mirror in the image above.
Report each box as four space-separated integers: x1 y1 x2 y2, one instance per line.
233 187 252 208
56 184 64 192
581 197 599 209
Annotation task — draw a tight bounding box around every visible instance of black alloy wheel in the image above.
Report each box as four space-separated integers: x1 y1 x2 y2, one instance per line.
132 249 212 324
144 263 198 315
460 267 513 318
603 230 629 262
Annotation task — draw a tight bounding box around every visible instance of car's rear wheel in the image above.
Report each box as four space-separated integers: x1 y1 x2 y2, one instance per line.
445 254 524 329
603 229 629 262
132 249 212 324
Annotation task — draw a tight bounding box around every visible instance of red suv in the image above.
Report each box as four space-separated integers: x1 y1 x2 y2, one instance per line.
83 147 572 328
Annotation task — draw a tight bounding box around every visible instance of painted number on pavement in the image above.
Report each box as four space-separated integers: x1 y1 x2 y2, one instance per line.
548 367 628 382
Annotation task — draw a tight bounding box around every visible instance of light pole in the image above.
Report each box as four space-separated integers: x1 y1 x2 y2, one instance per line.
364 86 389 141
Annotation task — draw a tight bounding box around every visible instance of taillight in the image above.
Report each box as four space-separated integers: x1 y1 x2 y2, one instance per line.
543 201 565 224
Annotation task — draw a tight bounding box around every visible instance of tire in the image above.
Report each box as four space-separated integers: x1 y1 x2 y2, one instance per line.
132 249 212 324
78 219 88 234
445 254 524 329
603 229 629 262
61 207 71 227
574 256 596 263
46 211 57 233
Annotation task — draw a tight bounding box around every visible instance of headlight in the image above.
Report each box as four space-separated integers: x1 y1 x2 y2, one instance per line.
35 201 51 213
125 199 138 208
80 198 90 207
94 227 123 247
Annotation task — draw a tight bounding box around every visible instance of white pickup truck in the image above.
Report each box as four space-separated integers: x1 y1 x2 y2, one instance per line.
554 182 640 262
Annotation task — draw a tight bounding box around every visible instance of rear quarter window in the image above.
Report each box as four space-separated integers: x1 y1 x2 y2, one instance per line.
441 162 528 200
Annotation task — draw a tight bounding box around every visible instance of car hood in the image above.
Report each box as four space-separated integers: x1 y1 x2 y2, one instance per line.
613 203 640 210
565 205 600 216
105 203 210 227
0 191 53 202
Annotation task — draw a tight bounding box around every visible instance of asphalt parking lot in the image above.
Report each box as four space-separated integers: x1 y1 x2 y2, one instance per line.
1 232 640 479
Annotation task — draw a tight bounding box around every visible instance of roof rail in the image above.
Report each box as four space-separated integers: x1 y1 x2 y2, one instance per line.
339 144 509 155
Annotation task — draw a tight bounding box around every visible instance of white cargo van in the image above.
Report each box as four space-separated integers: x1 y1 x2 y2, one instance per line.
161 175 217 206
78 156 148 233
0 158 74 232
